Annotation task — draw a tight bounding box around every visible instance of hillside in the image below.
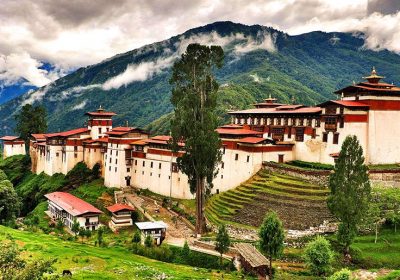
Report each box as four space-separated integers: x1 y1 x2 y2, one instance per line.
206 169 333 230
1 21 400 135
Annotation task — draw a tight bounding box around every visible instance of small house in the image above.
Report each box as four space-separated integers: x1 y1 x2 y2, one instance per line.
234 243 269 278
135 221 167 245
45 192 103 232
0 136 25 159
107 203 135 230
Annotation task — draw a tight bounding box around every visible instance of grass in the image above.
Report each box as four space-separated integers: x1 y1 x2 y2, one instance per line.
368 163 400 170
351 228 400 269
0 225 247 279
205 169 331 229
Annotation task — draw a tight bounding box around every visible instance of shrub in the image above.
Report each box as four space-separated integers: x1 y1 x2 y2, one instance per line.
303 236 334 276
132 231 141 244
328 269 352 280
289 160 333 170
144 235 153 247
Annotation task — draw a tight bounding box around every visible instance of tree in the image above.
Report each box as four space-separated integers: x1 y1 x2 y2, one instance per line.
215 224 230 268
361 201 383 243
170 43 224 234
328 268 352 280
0 239 56 279
97 227 104 246
327 135 371 256
0 179 21 224
181 240 190 259
14 104 47 150
78 227 86 243
303 236 334 276
132 231 141 244
259 211 285 279
144 235 153 248
71 218 80 236
56 218 64 232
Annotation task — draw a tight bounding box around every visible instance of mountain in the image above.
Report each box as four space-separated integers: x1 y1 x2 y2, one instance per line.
0 84 36 104
1 21 400 135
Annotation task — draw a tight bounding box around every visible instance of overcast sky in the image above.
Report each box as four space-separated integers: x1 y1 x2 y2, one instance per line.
0 0 399 88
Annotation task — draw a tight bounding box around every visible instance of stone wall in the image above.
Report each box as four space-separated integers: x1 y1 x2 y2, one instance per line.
262 162 330 186
263 162 400 187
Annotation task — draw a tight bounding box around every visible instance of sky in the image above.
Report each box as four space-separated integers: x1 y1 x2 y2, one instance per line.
0 0 399 89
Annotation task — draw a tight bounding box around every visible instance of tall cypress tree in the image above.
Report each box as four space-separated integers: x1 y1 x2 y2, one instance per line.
327 135 371 256
170 43 224 234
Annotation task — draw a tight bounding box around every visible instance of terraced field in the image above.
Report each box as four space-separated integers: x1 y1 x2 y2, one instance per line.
206 169 334 230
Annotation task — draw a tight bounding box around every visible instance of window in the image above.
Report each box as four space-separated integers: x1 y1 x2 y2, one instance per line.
295 128 304 142
151 162 153 168
74 146 78 152
56 152 59 157
109 166 111 171
98 128 101 134
277 118 281 125
288 127 292 138
142 171 144 175
322 132 328 142
159 163 162 169
171 163 179 172
299 118 304 126
142 161 145 167
247 155 250 162
221 175 223 179
333 133 339 144
150 172 152 176
312 129 316 139
340 117 344 128
235 154 239 161
284 118 288 126
127 168 130 172
115 159 118 164
116 151 118 156
115 167 117 172
315 118 321 127
307 119 312 126
326 106 337 115
223 147 226 154
110 150 112 155
135 160 137 166
221 162 224 169
109 157 112 163
74 153 77 158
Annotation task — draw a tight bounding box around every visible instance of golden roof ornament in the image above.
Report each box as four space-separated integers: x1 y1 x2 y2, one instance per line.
97 105 105 112
363 66 384 83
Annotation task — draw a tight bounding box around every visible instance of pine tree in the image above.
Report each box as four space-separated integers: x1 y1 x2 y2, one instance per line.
170 43 224 234
215 224 230 268
144 235 153 248
71 218 80 237
132 231 141 244
327 135 371 256
259 211 285 279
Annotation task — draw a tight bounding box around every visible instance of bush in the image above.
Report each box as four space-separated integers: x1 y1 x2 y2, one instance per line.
328 269 352 280
304 236 334 276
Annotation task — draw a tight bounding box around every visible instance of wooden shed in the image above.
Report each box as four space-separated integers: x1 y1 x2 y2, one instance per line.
234 243 269 278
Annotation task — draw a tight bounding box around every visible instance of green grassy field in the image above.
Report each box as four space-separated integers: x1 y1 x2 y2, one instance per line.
0 226 248 280
206 170 332 229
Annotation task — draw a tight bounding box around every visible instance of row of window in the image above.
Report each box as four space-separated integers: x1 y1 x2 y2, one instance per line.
323 132 340 144
235 117 321 127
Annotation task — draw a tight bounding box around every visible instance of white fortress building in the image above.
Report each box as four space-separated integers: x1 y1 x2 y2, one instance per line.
3 68 400 199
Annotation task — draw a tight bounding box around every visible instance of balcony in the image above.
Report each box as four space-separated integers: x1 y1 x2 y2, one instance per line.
85 221 99 226
324 123 337 131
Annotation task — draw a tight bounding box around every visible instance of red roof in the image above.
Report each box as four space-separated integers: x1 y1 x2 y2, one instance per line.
229 107 322 115
329 152 340 158
0 136 20 141
31 134 46 140
238 137 269 144
319 100 370 108
106 127 148 136
275 104 304 110
152 135 171 141
85 111 116 117
107 203 135 213
45 192 102 216
45 128 89 138
83 137 109 144
219 124 243 129
216 128 263 135
112 127 136 131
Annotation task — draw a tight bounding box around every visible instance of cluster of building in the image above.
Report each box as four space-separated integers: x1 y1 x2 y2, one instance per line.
1 68 399 201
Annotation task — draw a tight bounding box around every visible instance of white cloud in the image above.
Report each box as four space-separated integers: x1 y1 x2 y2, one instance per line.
53 84 101 101
21 84 51 105
71 100 87 110
0 52 61 87
0 0 399 95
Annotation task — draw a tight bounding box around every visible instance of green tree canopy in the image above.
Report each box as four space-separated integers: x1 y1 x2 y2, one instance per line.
14 104 47 148
327 135 371 256
215 224 230 268
169 43 224 234
0 179 21 224
259 211 285 279
132 231 141 244
303 236 334 276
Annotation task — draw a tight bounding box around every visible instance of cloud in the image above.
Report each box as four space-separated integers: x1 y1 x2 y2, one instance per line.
52 84 101 101
0 52 62 87
102 30 277 90
71 100 88 110
102 56 175 90
21 84 51 105
1 0 400 96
